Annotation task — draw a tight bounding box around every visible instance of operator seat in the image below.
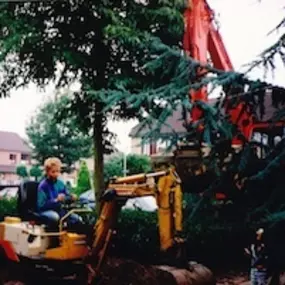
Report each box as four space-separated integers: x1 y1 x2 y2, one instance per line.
17 180 42 223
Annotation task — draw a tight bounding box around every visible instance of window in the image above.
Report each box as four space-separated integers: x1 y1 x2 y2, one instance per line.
157 139 169 153
9 154 16 164
9 154 16 160
21 154 29 161
142 142 150 155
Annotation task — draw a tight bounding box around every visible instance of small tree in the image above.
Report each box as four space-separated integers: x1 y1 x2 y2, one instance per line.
29 165 42 182
104 154 152 182
26 96 92 172
104 156 124 182
127 154 152 175
16 165 28 179
76 161 91 195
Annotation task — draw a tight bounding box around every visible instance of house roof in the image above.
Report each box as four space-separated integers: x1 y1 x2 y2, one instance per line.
0 165 16 174
129 94 285 138
129 99 216 138
0 131 31 153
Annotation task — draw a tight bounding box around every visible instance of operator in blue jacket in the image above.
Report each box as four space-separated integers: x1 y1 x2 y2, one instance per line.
37 157 81 227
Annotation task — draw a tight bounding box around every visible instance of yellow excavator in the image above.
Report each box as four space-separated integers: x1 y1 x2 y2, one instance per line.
0 166 214 285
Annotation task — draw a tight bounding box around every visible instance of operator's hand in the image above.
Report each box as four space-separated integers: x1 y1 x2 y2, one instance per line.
71 193 77 201
56 193 66 202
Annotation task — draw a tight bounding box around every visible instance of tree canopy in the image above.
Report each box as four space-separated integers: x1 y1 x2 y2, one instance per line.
0 0 186 202
26 96 92 171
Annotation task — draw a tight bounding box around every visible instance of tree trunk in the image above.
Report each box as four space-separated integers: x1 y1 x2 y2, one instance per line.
93 103 105 216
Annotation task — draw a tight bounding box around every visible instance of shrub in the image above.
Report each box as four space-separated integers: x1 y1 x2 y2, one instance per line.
16 165 28 178
29 165 43 181
112 210 159 262
76 161 91 195
0 198 17 221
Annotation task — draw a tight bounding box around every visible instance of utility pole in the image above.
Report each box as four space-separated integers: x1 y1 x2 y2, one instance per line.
123 152 127 176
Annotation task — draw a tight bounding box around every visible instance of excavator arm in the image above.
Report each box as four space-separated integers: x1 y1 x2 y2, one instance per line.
87 168 184 282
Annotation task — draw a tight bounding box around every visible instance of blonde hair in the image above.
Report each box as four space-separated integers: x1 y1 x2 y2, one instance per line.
44 157 62 172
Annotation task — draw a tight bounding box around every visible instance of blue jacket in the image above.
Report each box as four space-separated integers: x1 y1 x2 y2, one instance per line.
37 178 69 212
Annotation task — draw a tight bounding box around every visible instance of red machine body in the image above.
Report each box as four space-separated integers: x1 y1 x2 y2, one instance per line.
183 0 255 146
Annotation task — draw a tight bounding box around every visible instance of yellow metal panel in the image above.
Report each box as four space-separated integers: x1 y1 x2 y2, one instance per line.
45 232 88 260
4 217 21 224
156 171 183 251
158 208 173 251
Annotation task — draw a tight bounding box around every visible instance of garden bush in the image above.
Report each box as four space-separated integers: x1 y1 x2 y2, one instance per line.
111 210 160 262
0 198 17 221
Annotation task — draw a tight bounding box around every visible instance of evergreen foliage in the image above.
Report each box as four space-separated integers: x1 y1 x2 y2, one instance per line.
76 161 92 195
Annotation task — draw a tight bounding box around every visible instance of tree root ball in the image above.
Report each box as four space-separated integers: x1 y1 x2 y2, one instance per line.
99 259 215 285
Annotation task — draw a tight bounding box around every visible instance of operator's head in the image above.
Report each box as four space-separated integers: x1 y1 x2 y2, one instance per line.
44 157 62 180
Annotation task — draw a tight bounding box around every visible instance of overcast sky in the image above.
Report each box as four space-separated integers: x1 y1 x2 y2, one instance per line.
0 0 283 153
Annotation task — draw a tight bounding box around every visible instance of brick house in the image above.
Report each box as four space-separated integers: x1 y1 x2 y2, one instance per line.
0 131 32 184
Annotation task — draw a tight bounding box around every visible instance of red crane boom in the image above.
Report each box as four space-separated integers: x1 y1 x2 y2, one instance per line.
183 0 254 146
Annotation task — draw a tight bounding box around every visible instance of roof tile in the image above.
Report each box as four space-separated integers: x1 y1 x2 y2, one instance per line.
0 131 31 153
